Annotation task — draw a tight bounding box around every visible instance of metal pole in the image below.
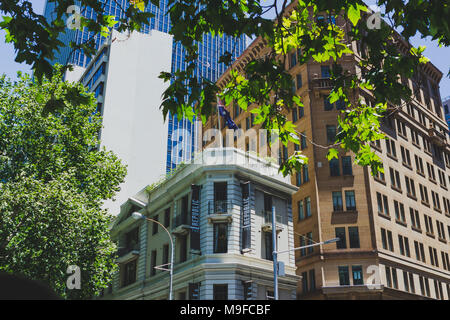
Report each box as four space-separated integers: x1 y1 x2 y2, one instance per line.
169 237 174 300
272 205 278 300
142 217 174 300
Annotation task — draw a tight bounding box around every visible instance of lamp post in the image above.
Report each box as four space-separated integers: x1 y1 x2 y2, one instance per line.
132 212 174 300
271 206 339 300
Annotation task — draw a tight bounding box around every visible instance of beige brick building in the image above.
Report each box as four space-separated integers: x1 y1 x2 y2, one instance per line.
202 7 450 300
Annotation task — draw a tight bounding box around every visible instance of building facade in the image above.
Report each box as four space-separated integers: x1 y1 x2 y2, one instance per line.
104 148 299 300
203 5 450 300
43 0 247 174
67 30 173 214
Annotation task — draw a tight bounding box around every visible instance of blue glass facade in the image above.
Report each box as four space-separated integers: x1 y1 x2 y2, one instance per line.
44 0 246 173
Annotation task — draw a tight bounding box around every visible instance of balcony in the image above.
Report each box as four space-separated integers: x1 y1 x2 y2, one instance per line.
261 210 283 233
116 244 140 264
172 214 190 236
207 200 233 224
428 125 447 147
311 77 333 96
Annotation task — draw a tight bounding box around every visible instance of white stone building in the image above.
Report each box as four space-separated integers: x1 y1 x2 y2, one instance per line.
66 30 173 215
104 148 299 300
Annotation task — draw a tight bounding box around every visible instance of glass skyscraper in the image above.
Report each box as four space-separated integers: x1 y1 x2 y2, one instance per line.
44 0 246 172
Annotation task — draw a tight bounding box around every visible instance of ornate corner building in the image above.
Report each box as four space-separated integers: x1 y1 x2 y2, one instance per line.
202 5 450 300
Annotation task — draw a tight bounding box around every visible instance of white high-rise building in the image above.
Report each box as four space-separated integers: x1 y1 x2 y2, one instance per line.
66 30 173 215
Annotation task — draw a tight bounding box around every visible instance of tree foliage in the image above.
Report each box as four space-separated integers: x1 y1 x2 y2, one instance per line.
1 0 449 177
0 71 127 299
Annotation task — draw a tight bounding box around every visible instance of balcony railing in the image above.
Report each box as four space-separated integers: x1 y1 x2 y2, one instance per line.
311 77 333 89
117 244 140 257
208 200 232 215
263 210 282 224
172 214 190 229
428 125 447 147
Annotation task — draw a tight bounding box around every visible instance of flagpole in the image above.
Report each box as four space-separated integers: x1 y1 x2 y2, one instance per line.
216 96 222 147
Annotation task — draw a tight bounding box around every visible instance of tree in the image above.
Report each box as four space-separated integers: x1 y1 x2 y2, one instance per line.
1 0 449 175
0 70 127 299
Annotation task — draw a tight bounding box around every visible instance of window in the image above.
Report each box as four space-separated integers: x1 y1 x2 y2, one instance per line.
290 51 297 68
400 146 411 167
410 208 421 230
305 197 311 217
429 247 439 267
179 234 187 263
423 138 432 154
150 250 157 276
389 168 402 190
397 120 407 138
404 176 416 198
329 158 340 176
386 138 397 158
213 224 228 253
374 165 385 182
125 227 139 251
385 267 398 289
419 184 429 204
381 228 394 251
296 73 302 89
352 266 363 285
338 266 350 286
348 227 360 248
299 235 306 257
309 269 316 291
266 290 275 300
300 133 307 149
342 156 352 175
321 65 331 78
164 208 171 228
306 232 313 254
398 235 410 257
424 215 434 235
345 191 356 211
243 281 252 300
332 191 343 211
393 200 406 223
336 99 346 110
443 197 450 216
414 241 426 262
162 244 169 267
298 200 305 220
324 96 333 111
436 220 446 241
296 171 302 187
213 284 228 300
431 191 441 211
326 125 337 144
292 108 298 122
427 163 436 182
152 214 159 235
411 129 420 146
335 227 346 249
122 259 137 287
303 164 309 183
438 169 447 188
301 272 308 293
414 155 424 175
376 192 389 216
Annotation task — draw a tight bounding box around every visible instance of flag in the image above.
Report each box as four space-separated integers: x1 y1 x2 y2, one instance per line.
217 97 238 130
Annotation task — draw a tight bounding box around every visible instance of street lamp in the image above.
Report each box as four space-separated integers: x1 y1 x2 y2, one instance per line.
132 212 175 300
271 206 339 300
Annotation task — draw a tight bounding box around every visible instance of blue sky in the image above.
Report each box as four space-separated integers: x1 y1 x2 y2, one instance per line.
0 0 449 99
